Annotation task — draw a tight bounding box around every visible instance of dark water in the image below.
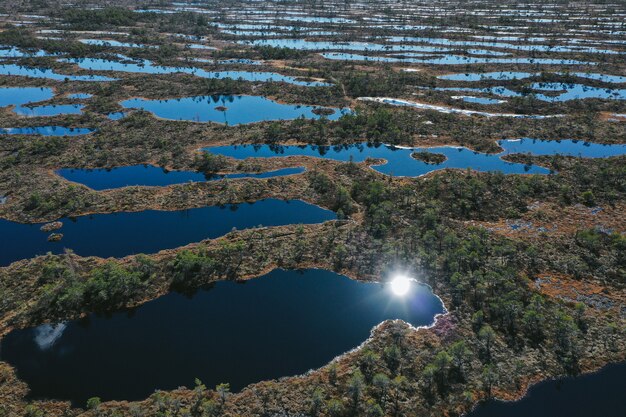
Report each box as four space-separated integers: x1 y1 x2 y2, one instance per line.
0 269 444 406
0 199 335 266
57 165 305 190
466 362 626 417
205 139 626 177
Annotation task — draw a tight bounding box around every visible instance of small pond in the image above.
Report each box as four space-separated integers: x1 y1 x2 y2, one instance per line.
120 95 348 124
57 165 305 190
0 126 95 136
79 39 149 48
0 47 51 58
0 87 54 108
0 269 444 406
13 104 84 117
0 199 335 266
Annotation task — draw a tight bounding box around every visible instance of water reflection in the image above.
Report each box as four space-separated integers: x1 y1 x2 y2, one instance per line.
205 139 626 177
120 95 349 124
0 269 444 405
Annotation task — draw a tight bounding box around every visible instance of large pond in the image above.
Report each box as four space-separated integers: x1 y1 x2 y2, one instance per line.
321 52 592 66
0 87 54 108
438 71 626 83
57 165 305 190
0 268 445 406
13 104 84 117
0 87 86 117
0 64 116 82
0 199 335 266
63 56 329 86
120 95 349 124
429 84 626 102
467 362 626 417
384 36 622 55
204 140 626 177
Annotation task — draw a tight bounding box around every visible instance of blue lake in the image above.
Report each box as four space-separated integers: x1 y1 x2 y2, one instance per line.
438 71 626 83
204 143 550 177
429 83 626 102
0 199 336 266
0 87 54 108
204 139 626 177
0 268 444 405
0 64 116 82
321 52 592 66
499 138 626 158
0 46 51 58
120 95 349 124
79 39 150 48
240 38 451 53
63 56 329 86
0 127 95 136
529 83 626 101
57 165 306 190
385 36 622 55
13 104 84 117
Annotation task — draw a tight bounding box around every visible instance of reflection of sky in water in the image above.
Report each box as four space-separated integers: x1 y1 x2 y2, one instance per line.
13 104 84 117
321 52 592 66
0 64 116 82
0 127 95 136
120 95 349 124
0 199 336 266
429 84 626 102
57 165 305 190
1 269 443 405
438 71 626 83
64 56 329 86
205 139 626 177
34 323 67 350
0 87 54 108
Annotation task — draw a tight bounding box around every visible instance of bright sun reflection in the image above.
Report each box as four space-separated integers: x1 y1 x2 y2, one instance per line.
390 275 411 296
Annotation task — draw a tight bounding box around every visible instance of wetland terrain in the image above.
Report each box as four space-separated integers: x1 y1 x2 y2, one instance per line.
0 0 624 416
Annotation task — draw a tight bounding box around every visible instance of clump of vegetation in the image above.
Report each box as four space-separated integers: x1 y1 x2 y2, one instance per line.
412 151 447 164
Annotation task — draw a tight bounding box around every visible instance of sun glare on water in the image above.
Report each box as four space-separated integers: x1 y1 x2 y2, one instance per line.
390 275 411 296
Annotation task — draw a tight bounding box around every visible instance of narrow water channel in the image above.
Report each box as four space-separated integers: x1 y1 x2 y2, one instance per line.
0 199 335 266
